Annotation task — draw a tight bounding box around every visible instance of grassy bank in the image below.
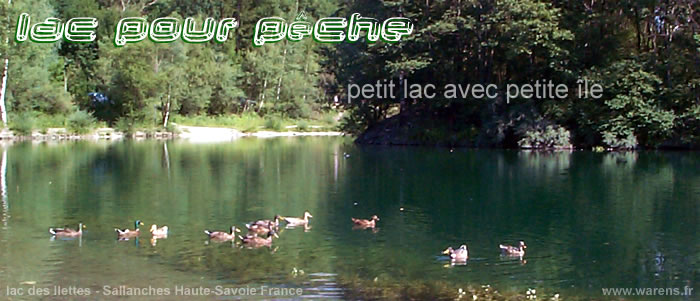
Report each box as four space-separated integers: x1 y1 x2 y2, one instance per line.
8 111 108 136
171 112 340 132
2 111 341 138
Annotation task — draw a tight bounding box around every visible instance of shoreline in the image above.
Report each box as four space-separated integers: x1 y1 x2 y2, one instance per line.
0 125 344 142
176 125 344 142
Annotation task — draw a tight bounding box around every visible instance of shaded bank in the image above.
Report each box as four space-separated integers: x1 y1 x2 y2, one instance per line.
354 113 699 150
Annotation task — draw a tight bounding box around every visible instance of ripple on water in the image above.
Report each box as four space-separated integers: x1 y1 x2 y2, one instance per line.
2 142 700 301
302 272 344 299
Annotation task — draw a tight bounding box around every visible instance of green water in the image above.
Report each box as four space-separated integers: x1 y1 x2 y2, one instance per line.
0 138 697 300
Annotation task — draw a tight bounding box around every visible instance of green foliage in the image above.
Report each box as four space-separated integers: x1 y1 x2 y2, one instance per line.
1 0 698 148
5 0 73 115
114 118 136 135
320 113 338 128
9 113 35 136
171 113 264 129
678 103 700 145
66 110 96 134
164 122 180 134
297 120 309 132
339 109 371 136
264 115 283 131
602 130 638 150
517 123 571 149
491 0 574 77
33 114 68 133
332 0 700 148
593 60 675 148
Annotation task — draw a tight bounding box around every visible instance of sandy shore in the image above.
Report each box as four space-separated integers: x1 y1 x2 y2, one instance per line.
177 125 343 142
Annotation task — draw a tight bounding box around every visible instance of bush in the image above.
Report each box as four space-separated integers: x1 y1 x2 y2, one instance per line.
322 113 338 127
339 110 368 135
592 60 675 147
66 110 96 135
264 116 283 131
297 120 309 131
114 117 134 135
34 114 67 131
9 113 35 136
164 122 180 134
602 130 638 149
517 123 571 149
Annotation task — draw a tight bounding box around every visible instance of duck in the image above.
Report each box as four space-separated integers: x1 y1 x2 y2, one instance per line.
247 215 281 229
239 230 278 248
499 241 526 256
282 211 313 226
115 220 144 240
49 223 86 238
351 215 379 228
443 245 469 261
204 226 241 241
150 224 168 237
247 220 276 236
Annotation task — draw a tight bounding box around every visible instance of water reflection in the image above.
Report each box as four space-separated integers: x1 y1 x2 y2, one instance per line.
1 148 8 229
0 141 697 300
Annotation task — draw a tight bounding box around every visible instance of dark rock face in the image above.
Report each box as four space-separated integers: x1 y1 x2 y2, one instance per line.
355 115 417 146
355 114 473 147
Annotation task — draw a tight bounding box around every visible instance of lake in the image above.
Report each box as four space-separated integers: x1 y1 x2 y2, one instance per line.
0 138 697 300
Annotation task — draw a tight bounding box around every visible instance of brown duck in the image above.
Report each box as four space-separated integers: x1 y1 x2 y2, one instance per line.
351 215 379 228
204 226 241 241
115 220 143 240
247 221 276 236
500 241 527 256
247 215 281 229
49 223 86 238
239 230 278 248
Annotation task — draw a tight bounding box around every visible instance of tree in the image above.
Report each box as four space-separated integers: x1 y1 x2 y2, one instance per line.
2 0 72 118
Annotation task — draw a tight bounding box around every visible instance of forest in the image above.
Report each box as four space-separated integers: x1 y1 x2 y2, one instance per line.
0 0 698 149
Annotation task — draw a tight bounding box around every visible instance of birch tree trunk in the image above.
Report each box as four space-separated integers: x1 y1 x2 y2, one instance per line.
0 0 12 126
0 58 8 126
162 95 171 127
275 48 287 101
162 84 171 127
276 1 295 103
259 79 267 111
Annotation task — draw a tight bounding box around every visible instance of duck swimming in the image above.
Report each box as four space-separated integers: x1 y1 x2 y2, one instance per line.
443 245 469 261
499 241 526 256
247 220 276 236
150 224 168 237
240 230 278 248
282 211 313 226
115 220 143 240
351 215 379 228
247 215 281 229
204 226 241 242
49 223 86 238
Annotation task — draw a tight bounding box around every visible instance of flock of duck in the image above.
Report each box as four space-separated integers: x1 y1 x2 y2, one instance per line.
48 211 527 259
